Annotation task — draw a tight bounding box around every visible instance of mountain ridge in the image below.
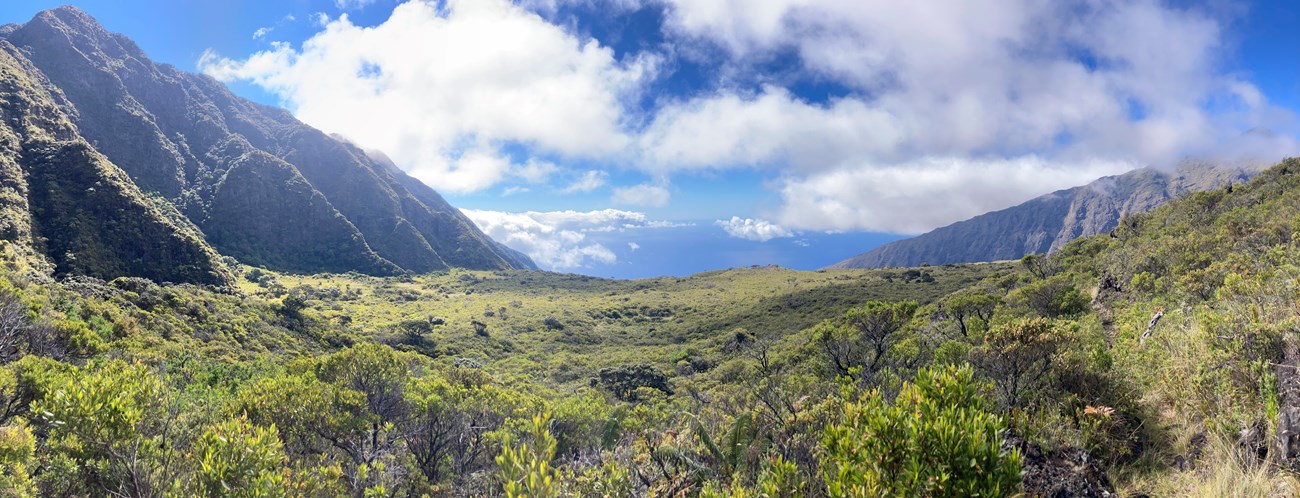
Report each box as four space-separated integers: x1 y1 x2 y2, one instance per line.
0 5 534 284
830 162 1262 269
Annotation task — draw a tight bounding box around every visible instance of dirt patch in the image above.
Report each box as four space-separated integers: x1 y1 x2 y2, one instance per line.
1007 433 1116 498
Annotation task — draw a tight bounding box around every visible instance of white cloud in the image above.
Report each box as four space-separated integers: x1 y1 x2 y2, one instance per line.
715 216 794 241
628 242 640 251
561 170 608 193
648 220 693 229
205 0 1299 234
612 183 670 207
644 5 1242 172
460 209 667 269
640 87 900 172
643 0 1298 231
200 0 654 194
775 156 1136 234
252 27 271 40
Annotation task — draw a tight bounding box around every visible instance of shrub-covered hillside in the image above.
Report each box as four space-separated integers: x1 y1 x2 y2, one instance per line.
2 160 1300 497
0 6 536 283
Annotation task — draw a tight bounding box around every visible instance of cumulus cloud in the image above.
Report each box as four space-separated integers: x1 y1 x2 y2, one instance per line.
640 87 899 172
646 0 1285 172
775 156 1136 234
715 216 794 241
200 0 654 194
612 183 670 207
644 0 1298 229
628 242 640 251
460 208 664 269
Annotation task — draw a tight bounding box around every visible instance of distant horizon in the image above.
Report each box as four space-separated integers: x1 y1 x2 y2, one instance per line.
485 221 907 279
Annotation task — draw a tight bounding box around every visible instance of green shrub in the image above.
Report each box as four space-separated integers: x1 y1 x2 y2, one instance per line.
33 361 178 496
194 416 287 497
821 365 1020 498
0 420 34 498
497 414 562 498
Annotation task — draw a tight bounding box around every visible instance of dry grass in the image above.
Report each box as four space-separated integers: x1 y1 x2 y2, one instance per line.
1139 433 1299 498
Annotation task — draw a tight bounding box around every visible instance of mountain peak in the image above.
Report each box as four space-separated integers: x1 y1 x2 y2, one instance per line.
29 5 104 34
0 5 535 285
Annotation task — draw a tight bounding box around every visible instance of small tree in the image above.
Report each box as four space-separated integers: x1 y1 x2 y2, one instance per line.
395 317 436 341
0 297 33 365
1020 253 1051 279
969 317 1065 409
596 364 673 401
1008 276 1089 319
942 292 1000 337
814 300 918 382
316 344 410 425
542 316 564 330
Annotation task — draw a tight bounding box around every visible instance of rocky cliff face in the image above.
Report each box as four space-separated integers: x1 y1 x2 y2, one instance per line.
830 163 1261 269
0 6 534 285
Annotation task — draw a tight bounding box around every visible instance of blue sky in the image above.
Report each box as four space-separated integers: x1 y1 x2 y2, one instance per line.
2 0 1298 277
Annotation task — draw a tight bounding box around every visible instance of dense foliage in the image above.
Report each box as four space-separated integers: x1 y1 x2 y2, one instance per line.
2 159 1300 496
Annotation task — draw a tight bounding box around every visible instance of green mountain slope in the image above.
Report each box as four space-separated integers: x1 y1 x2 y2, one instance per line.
831 162 1260 269
202 136 399 275
0 6 535 280
0 38 231 286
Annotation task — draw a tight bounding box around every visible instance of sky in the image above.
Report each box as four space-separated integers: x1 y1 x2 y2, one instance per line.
1 0 1298 278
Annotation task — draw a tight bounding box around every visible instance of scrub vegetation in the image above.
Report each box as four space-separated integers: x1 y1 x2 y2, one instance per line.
4 157 1300 496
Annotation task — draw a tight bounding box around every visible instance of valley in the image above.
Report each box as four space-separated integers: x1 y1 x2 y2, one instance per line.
0 2 1295 498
